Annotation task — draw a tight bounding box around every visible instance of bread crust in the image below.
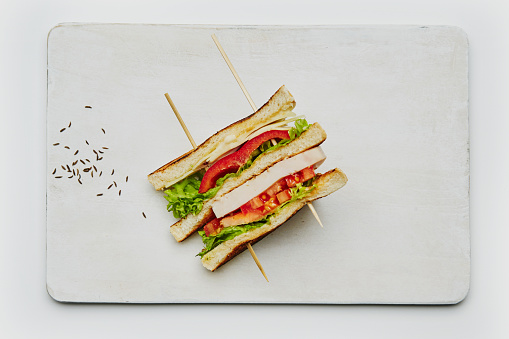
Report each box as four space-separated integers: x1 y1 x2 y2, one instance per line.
148 85 296 190
169 122 328 242
201 168 348 271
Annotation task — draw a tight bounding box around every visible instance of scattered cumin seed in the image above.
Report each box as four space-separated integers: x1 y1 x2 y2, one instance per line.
61 165 66 170
93 165 97 172
55 176 62 179
97 157 103 161
98 150 103 154
102 147 109 149
73 169 76 175
83 168 90 172
64 146 70 149
52 168 56 175
113 181 117 187
85 105 92 109
93 150 98 155
108 184 113 189
85 159 90 162
74 150 79 155
53 143 59 146
85 140 89 145
80 159 86 165
99 171 102 177
142 212 146 218
101 128 105 134
111 169 114 175
97 193 103 196
126 176 128 182
68 121 71 128
68 175 73 179
78 178 82 184
72 160 78 166
60 128 66 132
66 165 71 172
118 190 121 196
91 171 94 177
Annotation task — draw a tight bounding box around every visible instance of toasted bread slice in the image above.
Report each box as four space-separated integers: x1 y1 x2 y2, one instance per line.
148 85 296 191
169 122 328 242
201 168 348 271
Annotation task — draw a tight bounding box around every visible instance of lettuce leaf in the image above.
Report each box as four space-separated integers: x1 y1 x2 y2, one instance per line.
197 179 317 258
164 119 310 219
163 171 220 219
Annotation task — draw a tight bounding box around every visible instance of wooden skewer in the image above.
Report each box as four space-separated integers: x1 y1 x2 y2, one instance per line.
164 93 197 148
211 33 325 228
165 91 269 282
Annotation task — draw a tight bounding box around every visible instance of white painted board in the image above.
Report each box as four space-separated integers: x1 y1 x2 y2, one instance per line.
46 24 469 304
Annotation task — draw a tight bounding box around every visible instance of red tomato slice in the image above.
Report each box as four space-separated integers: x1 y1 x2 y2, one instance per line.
276 189 292 204
240 196 264 214
300 166 315 182
198 129 290 193
203 218 222 236
220 209 265 228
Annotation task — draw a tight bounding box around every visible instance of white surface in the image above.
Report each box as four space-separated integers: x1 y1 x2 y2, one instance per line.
46 24 468 304
1 0 508 337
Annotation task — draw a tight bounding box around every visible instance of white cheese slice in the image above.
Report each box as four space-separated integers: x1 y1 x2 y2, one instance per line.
212 146 326 218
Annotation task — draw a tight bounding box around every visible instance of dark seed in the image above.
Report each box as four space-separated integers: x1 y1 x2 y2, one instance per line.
99 171 102 177
74 150 79 155
101 128 105 134
93 165 97 172
85 159 90 162
113 181 117 187
60 128 66 132
83 168 90 172
85 106 92 109
72 160 78 166
66 165 71 172
64 146 70 149
80 160 86 165
98 150 104 154
111 169 114 175
52 168 56 174
142 212 146 218
55 176 62 179
68 121 71 128
97 157 103 161
61 165 66 170
91 171 94 177
68 175 73 179
53 143 59 146
102 147 109 149
108 184 113 189
85 140 89 145
126 176 128 182
118 190 121 196
73 169 76 175
97 193 103 196
93 150 98 155
78 179 82 184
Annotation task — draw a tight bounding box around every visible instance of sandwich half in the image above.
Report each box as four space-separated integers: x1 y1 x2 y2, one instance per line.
147 85 347 270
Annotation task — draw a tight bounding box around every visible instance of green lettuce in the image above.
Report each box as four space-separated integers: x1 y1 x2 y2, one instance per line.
197 179 317 258
164 119 311 219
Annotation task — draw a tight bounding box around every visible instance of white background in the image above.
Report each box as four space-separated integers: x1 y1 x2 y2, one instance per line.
1 0 507 338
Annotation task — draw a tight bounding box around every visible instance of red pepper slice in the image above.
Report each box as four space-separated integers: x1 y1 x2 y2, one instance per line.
198 129 290 193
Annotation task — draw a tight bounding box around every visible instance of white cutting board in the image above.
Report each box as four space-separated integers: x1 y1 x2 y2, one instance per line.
46 24 469 304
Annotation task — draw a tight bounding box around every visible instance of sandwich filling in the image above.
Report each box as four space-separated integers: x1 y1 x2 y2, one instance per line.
196 146 327 258
163 119 310 219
